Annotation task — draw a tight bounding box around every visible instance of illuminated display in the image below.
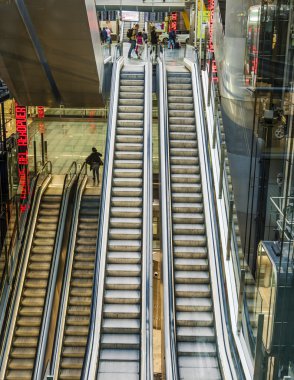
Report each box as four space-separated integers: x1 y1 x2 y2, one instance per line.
15 103 29 212
169 12 177 31
37 106 45 133
208 0 218 81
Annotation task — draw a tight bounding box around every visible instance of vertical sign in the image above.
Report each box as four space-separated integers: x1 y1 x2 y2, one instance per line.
37 106 45 133
169 12 177 31
208 0 218 81
15 103 29 212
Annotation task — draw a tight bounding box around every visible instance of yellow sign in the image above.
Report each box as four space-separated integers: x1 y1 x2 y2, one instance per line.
197 11 210 39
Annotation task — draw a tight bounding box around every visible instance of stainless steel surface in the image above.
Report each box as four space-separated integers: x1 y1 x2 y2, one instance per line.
0 1 104 107
96 0 186 11
3 183 63 379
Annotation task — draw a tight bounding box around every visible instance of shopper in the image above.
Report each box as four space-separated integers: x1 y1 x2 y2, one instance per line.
101 27 107 44
142 28 148 43
105 26 112 44
86 147 103 185
128 24 139 58
136 32 144 59
168 29 176 49
151 26 158 60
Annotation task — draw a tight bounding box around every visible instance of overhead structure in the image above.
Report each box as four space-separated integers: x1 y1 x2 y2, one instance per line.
0 0 104 107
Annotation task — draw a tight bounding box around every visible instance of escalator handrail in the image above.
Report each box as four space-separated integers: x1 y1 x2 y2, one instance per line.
140 51 153 379
49 173 87 377
0 172 52 377
157 56 179 380
33 162 78 379
185 56 243 379
81 54 124 379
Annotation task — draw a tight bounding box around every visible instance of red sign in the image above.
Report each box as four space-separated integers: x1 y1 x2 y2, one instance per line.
37 106 45 134
208 0 218 82
15 103 30 212
169 12 177 31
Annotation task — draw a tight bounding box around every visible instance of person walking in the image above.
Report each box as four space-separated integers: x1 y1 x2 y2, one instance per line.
151 26 158 60
136 32 144 59
128 24 139 58
86 147 103 185
168 28 176 49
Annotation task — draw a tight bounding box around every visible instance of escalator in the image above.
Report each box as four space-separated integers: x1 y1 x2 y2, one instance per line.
4 181 63 379
166 68 221 379
96 66 145 379
57 189 100 379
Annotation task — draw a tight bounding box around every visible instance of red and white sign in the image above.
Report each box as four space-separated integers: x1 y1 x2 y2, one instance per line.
15 103 29 212
169 12 177 31
208 0 218 81
37 106 45 133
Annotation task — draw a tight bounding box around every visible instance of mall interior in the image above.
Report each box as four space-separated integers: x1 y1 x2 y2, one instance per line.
0 0 293 379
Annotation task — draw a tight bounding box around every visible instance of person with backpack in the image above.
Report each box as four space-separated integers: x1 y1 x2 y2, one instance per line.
168 28 176 49
86 147 103 185
128 24 138 59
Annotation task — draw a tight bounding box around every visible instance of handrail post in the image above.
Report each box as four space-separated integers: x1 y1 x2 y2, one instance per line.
253 314 265 380
33 140 37 175
226 198 234 260
218 142 225 199
237 269 246 333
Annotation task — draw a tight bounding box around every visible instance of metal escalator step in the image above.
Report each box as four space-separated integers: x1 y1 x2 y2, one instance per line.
112 187 142 197
13 336 38 347
117 113 143 121
100 333 140 349
7 358 35 370
108 239 141 252
73 261 94 270
70 278 93 288
106 263 141 277
117 120 143 128
111 197 142 207
100 348 139 361
21 297 44 307
115 151 143 160
10 347 36 359
75 245 96 254
170 147 198 157
115 142 143 152
29 254 52 263
28 262 50 271
59 368 81 380
172 193 202 203
174 246 207 256
175 271 209 284
77 230 97 238
74 252 95 262
62 346 85 358
60 357 83 369
5 369 32 379
176 298 212 312
171 165 199 175
177 341 217 357
63 335 87 346
71 269 93 279
119 92 144 100
110 207 142 218
114 159 143 169
168 96 193 104
173 222 205 235
171 156 198 165
31 246 53 254
173 235 207 247
15 326 39 337
69 296 91 306
104 290 140 304
97 373 138 380
65 325 89 336
98 360 139 373
170 124 196 133
23 288 46 297
35 230 56 238
26 270 49 279
175 284 210 297
32 238 55 246
174 258 208 270
169 102 194 110
168 90 193 97
118 105 144 113
67 307 91 316
37 216 58 224
112 178 143 188
76 237 96 245
78 222 98 230
176 311 214 327
105 276 141 290
113 168 142 179
172 202 203 213
103 304 140 318
107 252 141 264
178 367 221 380
170 174 200 184
169 118 195 126
172 213 204 224
109 228 142 239
170 140 197 149
168 83 192 91
109 217 142 229
172 183 201 193
17 317 41 327
119 99 144 106
102 318 140 333
19 307 43 316
177 326 215 342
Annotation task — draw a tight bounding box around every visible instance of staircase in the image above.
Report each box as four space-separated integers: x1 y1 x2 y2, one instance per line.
58 194 100 380
96 67 145 379
5 190 62 380
167 68 221 379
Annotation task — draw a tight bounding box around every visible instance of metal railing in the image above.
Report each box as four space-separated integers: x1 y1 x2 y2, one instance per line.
157 53 179 380
201 59 264 378
0 161 53 377
49 162 88 379
81 46 123 379
34 161 78 379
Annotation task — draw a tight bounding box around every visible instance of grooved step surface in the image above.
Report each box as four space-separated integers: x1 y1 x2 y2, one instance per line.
167 70 220 378
5 191 62 379
58 195 100 379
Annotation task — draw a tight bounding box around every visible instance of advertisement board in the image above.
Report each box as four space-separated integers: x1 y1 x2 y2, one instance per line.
121 11 139 22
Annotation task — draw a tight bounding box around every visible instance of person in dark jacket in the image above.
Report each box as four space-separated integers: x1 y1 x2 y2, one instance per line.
86 147 103 185
150 26 158 60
